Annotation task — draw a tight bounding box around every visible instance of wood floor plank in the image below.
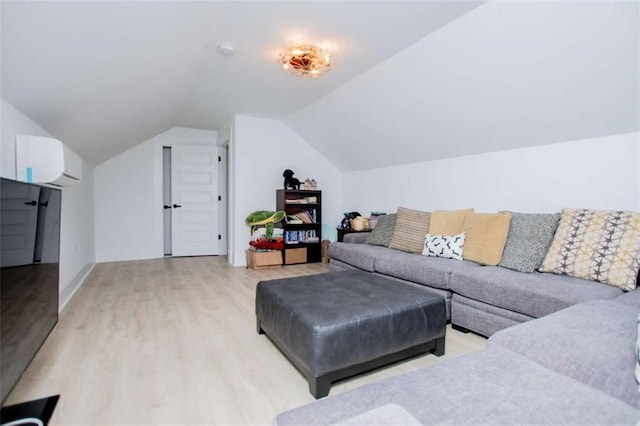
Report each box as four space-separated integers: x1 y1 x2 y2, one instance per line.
5 256 486 425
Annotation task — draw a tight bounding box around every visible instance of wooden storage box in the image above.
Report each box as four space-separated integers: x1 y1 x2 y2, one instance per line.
246 249 282 269
284 247 307 265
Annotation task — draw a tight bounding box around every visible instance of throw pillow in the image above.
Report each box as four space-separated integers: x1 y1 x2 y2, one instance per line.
462 212 512 266
364 214 397 247
499 212 561 273
429 208 474 235
388 207 431 253
422 233 465 260
540 208 640 291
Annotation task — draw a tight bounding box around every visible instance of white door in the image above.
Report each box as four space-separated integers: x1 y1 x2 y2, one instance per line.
0 180 40 267
170 145 219 257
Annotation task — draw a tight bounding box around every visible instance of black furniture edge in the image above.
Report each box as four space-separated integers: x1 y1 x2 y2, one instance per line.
0 395 60 425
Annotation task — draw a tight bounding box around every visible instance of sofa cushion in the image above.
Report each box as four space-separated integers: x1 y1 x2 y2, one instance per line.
451 294 533 337
613 288 640 307
328 242 390 272
388 207 430 253
462 212 511 266
422 233 465 260
499 212 561 273
636 312 640 391
428 208 473 235
334 404 422 426
490 300 640 408
450 266 622 318
364 214 396 247
375 251 481 291
540 208 640 291
274 345 640 426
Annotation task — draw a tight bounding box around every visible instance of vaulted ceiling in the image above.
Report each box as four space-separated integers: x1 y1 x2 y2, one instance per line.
2 1 638 171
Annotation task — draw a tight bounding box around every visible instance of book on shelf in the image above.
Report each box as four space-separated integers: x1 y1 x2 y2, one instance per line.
286 210 317 224
284 229 319 244
285 196 317 204
286 215 303 224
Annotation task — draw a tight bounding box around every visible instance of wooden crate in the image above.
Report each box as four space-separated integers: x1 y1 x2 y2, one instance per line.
246 249 282 269
284 247 307 265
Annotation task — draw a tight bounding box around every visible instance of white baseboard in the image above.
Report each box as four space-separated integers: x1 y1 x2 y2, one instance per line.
59 263 95 312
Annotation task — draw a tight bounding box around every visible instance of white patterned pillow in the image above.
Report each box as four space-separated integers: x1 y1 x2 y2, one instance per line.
422 233 465 260
540 208 640 291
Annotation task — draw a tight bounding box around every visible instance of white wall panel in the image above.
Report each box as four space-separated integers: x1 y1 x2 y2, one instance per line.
230 115 343 266
343 132 640 216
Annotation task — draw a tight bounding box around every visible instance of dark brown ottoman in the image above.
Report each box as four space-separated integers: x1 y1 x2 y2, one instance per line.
255 270 446 398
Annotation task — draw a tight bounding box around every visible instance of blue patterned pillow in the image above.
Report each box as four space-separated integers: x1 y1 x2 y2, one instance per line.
422 233 465 260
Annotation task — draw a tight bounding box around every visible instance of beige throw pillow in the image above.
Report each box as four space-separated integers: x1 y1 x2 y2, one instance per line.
463 212 512 266
429 208 474 235
388 207 431 253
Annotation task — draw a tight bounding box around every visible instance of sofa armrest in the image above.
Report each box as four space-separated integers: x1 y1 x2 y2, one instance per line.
343 232 371 244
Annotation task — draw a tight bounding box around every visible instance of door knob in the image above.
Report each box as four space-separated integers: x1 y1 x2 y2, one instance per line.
164 205 172 209
173 204 182 208
24 201 37 206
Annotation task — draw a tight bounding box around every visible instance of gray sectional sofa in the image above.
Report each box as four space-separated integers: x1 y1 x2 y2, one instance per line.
329 232 625 337
274 210 640 423
274 290 640 424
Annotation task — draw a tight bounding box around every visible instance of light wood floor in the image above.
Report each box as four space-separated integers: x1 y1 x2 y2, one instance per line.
6 256 486 425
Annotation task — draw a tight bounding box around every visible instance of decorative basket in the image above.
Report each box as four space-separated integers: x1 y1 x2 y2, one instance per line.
350 216 369 231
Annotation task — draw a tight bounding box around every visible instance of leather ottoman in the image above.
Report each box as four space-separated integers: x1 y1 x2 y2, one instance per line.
255 270 446 398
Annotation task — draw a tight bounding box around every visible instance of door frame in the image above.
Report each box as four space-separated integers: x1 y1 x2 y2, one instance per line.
152 129 226 259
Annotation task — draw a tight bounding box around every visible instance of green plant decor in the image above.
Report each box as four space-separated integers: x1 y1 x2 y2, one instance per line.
245 210 285 239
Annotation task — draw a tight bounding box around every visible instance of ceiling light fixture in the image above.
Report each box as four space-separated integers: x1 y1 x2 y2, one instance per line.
278 44 334 78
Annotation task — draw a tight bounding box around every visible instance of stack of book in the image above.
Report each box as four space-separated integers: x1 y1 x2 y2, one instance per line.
286 209 317 224
285 230 319 244
285 196 317 204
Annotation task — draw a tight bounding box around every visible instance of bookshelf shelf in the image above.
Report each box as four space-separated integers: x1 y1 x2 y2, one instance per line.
277 189 322 264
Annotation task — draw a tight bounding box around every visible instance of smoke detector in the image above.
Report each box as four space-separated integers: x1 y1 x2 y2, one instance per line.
218 43 235 55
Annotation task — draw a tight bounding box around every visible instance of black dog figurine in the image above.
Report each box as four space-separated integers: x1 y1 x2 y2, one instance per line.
283 169 301 190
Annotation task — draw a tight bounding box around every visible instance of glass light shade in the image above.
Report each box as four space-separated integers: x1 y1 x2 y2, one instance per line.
278 44 334 78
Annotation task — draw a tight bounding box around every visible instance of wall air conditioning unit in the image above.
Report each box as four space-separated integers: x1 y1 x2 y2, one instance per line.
16 135 82 187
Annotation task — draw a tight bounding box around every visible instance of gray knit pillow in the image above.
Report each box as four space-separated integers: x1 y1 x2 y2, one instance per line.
364 214 397 247
499 212 561 273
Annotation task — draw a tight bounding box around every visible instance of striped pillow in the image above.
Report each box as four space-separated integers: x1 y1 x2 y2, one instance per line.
388 207 431 253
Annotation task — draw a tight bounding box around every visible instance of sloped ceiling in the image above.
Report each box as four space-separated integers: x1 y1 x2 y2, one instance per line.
287 1 640 172
1 1 483 165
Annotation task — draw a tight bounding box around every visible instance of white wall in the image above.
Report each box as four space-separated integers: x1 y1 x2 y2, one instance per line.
287 1 639 173
94 127 218 262
1 98 96 308
343 132 640 215
94 140 156 262
59 162 95 308
230 115 343 266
